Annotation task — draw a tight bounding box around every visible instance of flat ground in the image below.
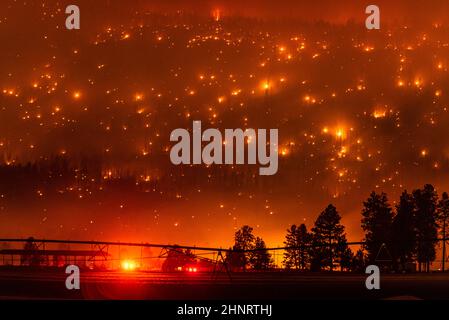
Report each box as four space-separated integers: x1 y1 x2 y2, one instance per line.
0 269 448 300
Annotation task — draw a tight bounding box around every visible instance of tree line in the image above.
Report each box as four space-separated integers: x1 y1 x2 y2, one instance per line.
15 183 448 273
226 184 449 273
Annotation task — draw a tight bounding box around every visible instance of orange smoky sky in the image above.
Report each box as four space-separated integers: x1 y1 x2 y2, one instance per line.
139 0 449 24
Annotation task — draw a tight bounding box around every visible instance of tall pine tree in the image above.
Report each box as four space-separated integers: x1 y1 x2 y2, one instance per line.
391 191 417 271
437 192 449 272
413 184 438 272
283 224 311 270
234 225 255 270
361 191 393 264
250 237 273 270
311 204 347 271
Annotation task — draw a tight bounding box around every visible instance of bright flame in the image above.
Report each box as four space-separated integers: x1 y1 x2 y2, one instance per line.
261 80 271 91
414 77 423 88
212 9 221 22
73 91 81 99
280 148 289 156
335 128 346 140
373 109 387 119
303 95 316 104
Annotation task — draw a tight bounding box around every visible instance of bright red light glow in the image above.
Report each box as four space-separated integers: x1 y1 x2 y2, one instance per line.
121 259 137 271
